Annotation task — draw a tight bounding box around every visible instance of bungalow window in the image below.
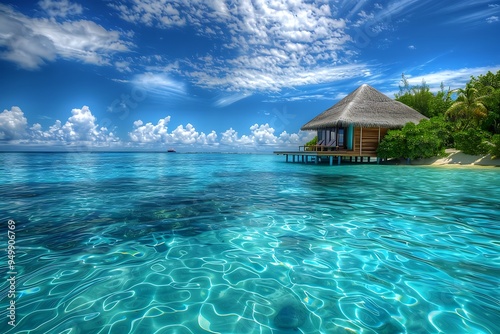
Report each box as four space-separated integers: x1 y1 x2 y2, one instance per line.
329 129 336 145
338 128 344 147
318 129 327 144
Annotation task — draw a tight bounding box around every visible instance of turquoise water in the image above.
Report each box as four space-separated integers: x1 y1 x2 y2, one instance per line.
1 152 499 334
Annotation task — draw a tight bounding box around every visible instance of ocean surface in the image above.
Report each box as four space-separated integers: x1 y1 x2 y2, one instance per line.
0 152 499 334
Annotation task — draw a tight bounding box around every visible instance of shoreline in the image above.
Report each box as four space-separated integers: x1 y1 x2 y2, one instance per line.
391 149 500 167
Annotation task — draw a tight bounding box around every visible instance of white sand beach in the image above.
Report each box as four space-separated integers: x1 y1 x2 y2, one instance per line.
410 149 500 167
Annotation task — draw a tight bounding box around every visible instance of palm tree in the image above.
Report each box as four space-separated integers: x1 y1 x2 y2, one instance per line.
445 84 491 130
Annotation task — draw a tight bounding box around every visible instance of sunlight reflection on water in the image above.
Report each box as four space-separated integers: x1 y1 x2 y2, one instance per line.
0 153 499 333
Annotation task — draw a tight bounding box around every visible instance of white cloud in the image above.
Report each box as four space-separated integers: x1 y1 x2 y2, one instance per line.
381 0 422 18
129 117 171 143
213 92 251 107
110 1 187 27
397 65 500 91
171 124 201 145
105 0 441 92
486 16 499 23
408 45 416 50
129 117 217 146
353 10 375 28
192 63 370 92
219 123 314 150
197 130 218 145
115 60 132 72
109 0 433 92
38 0 83 18
129 117 308 151
0 4 132 69
0 105 118 147
437 0 500 26
132 72 186 96
449 10 500 25
277 131 306 146
279 94 328 102
1 108 312 151
110 0 356 91
249 123 277 145
30 106 119 144
0 6 57 69
0 107 28 140
220 128 240 145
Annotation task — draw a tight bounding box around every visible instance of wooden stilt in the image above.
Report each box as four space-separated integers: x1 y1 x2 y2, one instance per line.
330 156 333 166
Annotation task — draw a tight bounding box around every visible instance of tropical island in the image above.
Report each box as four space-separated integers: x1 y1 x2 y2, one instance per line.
294 70 500 166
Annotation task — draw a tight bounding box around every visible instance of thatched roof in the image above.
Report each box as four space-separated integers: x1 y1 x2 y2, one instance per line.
301 84 428 130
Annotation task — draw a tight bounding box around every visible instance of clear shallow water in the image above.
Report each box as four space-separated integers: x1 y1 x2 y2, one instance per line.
1 152 499 334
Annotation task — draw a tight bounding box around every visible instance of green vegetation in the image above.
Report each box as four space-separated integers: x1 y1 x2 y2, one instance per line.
395 75 452 118
304 136 317 151
306 136 317 146
453 129 491 155
491 135 500 159
445 85 490 131
378 70 500 160
377 118 449 160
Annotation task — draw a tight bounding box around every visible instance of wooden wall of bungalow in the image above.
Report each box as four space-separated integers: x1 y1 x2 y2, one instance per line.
317 126 389 157
353 127 388 157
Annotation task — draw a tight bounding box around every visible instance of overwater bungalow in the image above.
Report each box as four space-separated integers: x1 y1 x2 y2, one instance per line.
275 84 428 164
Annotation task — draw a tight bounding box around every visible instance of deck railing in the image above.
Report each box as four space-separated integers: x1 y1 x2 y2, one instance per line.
299 144 340 152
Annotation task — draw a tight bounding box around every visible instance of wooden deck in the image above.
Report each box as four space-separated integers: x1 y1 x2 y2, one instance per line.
274 148 380 165
275 127 387 165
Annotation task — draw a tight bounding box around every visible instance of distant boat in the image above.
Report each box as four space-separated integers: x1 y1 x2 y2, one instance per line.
167 148 176 153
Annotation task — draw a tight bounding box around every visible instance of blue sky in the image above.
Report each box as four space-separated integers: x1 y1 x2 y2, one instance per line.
1 0 499 152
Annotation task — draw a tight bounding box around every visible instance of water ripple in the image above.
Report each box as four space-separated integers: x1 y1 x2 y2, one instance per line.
1 153 499 333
